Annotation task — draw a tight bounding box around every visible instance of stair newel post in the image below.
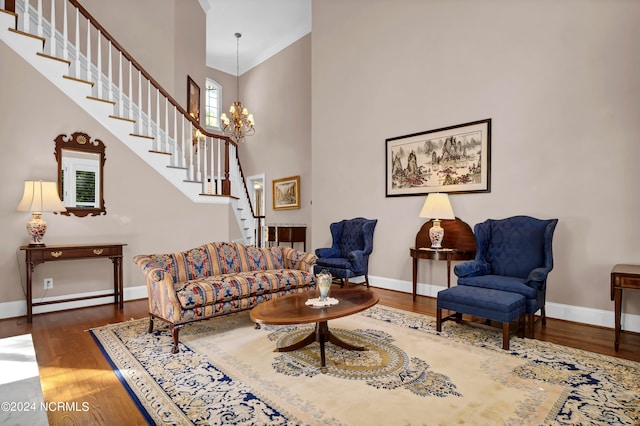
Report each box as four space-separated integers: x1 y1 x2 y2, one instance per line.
86 16 91 88
49 0 55 57
73 6 79 78
222 139 231 196
5 1 15 13
36 0 42 38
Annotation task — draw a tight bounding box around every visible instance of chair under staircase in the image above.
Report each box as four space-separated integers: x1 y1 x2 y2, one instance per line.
0 0 260 245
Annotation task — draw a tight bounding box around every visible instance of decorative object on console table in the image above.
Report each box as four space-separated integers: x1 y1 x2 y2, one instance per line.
20 243 127 323
410 217 475 301
419 193 455 248
272 176 300 210
385 118 491 197
610 264 640 351
267 224 307 251
16 180 67 246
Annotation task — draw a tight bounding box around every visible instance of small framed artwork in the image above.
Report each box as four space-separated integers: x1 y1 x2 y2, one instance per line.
385 119 491 197
187 76 200 121
272 176 300 210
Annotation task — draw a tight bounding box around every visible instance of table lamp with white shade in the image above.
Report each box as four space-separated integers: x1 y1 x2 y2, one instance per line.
419 193 455 249
16 180 67 246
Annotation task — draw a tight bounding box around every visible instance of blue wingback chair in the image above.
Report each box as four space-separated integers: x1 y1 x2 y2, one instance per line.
453 215 558 337
314 217 377 287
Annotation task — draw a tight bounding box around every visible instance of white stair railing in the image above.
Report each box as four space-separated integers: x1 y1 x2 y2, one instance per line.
3 0 257 244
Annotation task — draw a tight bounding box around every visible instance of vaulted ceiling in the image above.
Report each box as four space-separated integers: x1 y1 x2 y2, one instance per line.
199 0 311 76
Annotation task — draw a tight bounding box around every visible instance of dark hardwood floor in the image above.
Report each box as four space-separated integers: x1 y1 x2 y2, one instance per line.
1 287 638 425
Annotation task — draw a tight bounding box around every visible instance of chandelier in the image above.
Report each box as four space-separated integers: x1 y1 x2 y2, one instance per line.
221 33 255 142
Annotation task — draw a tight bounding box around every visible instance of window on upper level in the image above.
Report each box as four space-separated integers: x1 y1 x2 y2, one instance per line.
205 79 222 130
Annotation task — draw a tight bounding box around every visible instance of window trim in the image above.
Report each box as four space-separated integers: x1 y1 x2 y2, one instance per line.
205 78 222 131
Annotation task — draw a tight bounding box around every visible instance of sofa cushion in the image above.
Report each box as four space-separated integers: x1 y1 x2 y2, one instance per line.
175 269 314 309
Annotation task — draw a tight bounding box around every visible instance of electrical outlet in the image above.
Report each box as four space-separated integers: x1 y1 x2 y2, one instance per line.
44 278 53 290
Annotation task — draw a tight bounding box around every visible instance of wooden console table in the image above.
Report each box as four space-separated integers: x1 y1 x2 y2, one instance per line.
410 218 476 301
610 264 640 351
267 224 307 251
20 243 126 323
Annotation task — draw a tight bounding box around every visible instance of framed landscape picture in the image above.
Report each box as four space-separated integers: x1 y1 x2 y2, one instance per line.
385 119 491 197
272 176 300 210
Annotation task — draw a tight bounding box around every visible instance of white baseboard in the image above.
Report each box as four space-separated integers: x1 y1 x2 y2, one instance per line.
0 285 148 320
2 278 639 334
369 275 640 333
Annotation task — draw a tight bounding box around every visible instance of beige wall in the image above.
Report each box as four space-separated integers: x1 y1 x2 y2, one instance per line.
237 35 312 241
0 0 233 310
311 0 640 318
82 0 176 94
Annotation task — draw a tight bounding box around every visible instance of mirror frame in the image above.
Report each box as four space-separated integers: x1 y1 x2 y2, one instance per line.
54 131 106 217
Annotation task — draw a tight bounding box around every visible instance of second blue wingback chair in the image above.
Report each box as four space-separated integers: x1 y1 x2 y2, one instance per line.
454 215 558 337
314 217 377 287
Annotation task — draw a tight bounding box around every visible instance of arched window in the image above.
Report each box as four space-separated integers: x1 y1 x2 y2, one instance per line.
205 78 222 130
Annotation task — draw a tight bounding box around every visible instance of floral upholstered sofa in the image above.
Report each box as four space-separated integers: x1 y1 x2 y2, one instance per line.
133 241 316 353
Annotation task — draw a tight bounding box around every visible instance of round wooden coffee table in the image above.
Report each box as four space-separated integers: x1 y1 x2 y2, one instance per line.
250 288 379 370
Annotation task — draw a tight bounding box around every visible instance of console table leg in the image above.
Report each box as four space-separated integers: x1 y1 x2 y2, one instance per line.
412 258 418 301
26 260 33 323
614 287 622 351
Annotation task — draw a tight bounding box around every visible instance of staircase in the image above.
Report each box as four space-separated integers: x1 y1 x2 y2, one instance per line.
0 0 258 245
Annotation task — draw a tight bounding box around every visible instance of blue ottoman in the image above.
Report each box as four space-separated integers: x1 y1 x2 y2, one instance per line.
436 285 526 350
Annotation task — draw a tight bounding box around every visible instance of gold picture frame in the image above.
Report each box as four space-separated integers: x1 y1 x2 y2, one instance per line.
272 175 300 210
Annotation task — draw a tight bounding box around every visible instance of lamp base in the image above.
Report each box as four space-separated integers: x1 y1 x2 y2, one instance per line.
26 212 48 246
429 219 445 249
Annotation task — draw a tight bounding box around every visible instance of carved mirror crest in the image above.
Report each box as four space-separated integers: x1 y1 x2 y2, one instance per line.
54 131 106 217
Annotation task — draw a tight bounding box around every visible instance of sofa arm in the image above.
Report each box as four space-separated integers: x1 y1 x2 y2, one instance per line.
454 260 491 278
282 247 317 272
133 255 182 323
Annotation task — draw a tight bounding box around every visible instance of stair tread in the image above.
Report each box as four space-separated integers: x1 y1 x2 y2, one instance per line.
36 52 71 65
63 75 94 86
129 133 154 140
88 96 116 105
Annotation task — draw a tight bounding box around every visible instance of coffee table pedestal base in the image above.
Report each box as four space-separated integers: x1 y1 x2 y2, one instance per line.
277 320 365 371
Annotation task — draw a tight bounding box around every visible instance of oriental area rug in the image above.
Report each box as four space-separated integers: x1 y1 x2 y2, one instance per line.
90 305 640 425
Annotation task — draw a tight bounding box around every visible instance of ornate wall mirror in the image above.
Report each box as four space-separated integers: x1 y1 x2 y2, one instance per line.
54 131 106 217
